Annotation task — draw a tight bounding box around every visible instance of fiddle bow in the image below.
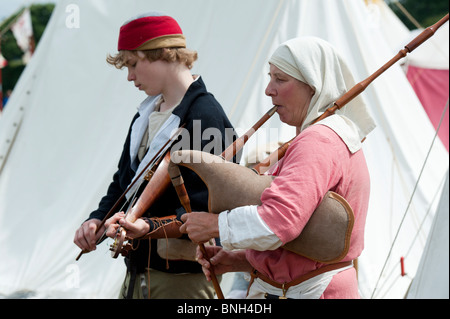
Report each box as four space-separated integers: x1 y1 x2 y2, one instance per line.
75 125 185 261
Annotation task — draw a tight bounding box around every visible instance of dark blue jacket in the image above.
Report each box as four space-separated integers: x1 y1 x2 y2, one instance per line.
89 77 237 273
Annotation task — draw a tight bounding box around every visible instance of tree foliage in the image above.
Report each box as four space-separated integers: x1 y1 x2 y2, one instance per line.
387 0 449 30
1 4 55 93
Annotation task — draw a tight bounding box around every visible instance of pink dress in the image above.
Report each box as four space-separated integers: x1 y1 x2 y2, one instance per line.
246 124 370 298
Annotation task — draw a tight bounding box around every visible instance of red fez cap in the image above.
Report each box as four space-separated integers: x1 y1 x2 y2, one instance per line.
118 13 186 51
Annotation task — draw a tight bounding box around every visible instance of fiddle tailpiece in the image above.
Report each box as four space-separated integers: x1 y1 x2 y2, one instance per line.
109 151 172 259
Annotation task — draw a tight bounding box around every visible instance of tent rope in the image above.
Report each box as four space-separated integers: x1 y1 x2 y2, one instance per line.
375 173 446 297
371 98 449 299
391 0 422 29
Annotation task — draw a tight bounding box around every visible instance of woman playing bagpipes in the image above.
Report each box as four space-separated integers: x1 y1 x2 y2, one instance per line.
180 36 376 299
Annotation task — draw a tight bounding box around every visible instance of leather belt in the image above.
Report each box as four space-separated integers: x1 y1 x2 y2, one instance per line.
249 261 353 297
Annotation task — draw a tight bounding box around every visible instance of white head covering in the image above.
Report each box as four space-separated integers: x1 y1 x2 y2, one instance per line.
269 36 376 153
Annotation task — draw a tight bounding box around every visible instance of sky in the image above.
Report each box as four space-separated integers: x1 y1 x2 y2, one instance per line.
0 0 57 22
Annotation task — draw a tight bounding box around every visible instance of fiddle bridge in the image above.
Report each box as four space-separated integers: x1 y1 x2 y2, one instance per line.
109 152 172 259
110 227 133 258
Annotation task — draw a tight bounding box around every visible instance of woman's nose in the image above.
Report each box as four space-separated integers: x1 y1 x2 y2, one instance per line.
265 82 276 97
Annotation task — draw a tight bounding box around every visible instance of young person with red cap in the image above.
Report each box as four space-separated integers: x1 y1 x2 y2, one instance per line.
74 12 236 299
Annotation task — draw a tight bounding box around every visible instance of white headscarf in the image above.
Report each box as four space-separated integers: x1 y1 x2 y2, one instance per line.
269 37 376 153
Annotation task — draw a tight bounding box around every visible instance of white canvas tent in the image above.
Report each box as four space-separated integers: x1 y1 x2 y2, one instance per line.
369 0 449 299
0 0 448 299
405 25 449 151
370 0 449 152
406 170 449 299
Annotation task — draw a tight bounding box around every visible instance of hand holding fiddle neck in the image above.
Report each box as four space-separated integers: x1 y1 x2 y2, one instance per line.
105 212 150 239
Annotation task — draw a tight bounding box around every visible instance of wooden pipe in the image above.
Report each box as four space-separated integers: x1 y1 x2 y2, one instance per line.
253 13 449 175
168 163 225 299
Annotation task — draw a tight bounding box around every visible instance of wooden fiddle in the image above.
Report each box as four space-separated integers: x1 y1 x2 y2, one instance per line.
76 126 184 261
109 151 172 258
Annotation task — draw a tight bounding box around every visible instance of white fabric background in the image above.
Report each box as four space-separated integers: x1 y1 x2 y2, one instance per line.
0 0 447 298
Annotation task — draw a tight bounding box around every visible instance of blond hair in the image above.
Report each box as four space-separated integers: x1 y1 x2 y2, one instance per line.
106 47 198 69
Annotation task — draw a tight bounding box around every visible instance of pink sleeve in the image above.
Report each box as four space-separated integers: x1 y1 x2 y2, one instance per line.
257 126 348 244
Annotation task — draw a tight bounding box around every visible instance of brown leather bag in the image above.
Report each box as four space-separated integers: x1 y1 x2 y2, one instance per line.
169 150 354 264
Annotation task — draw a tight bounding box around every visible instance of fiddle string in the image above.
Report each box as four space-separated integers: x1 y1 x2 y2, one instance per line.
96 191 139 247
121 148 164 221
110 152 164 250
76 126 186 261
